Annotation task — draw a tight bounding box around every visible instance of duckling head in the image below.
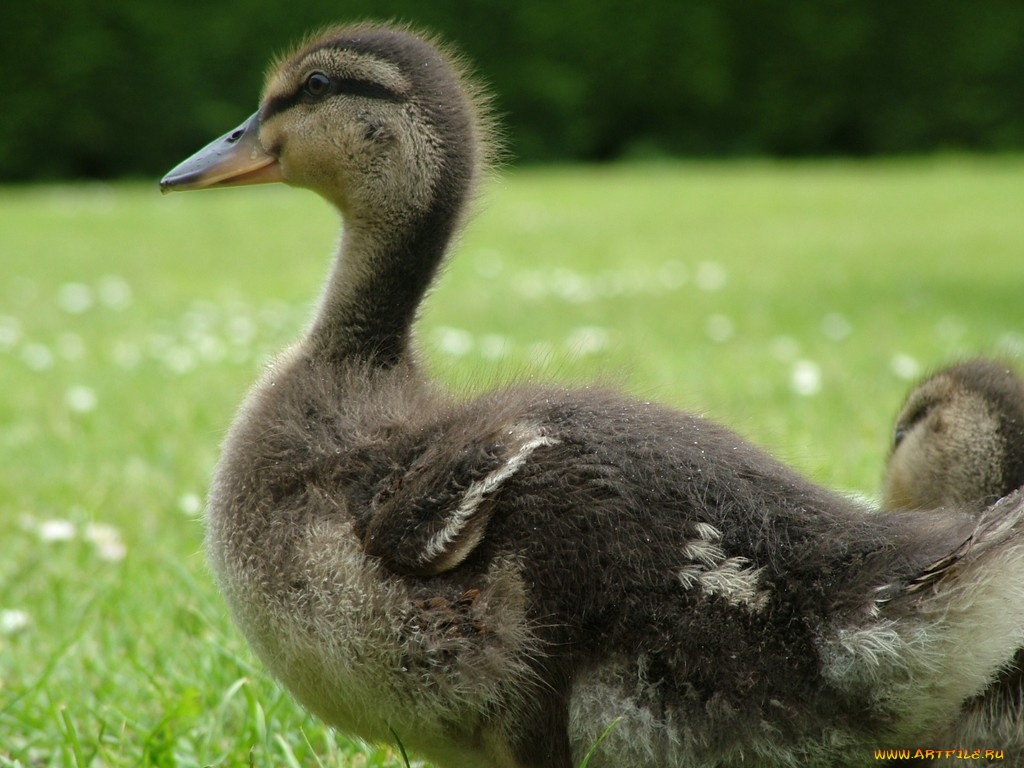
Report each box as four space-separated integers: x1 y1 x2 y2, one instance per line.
884 359 1024 511
161 24 490 224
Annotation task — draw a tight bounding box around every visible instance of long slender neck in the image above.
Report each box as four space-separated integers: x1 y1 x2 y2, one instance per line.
304 183 466 368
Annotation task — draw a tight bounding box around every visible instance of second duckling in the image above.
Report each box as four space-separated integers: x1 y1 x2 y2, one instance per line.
884 358 1024 512
883 358 1024 765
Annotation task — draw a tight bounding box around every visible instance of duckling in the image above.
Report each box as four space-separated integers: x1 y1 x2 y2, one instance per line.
884 358 1024 512
882 359 1024 764
161 24 1024 768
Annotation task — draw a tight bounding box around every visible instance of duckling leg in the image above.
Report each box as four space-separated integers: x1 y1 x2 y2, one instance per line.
504 683 573 768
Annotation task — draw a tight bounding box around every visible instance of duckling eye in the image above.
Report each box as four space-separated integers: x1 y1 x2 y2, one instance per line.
893 428 908 448
303 72 332 100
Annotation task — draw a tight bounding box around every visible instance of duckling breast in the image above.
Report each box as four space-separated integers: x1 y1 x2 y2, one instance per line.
211 463 544 759
205 356 544 758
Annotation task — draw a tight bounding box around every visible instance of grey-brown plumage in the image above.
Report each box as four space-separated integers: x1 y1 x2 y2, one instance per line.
882 359 1024 765
161 24 1024 768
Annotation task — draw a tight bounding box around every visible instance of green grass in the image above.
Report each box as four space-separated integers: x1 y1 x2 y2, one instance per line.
2 156 1023 765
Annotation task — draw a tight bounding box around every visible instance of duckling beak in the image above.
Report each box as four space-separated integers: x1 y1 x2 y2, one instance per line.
160 112 282 193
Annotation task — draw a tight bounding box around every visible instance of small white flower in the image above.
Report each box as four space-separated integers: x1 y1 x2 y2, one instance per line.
658 261 688 290
770 336 799 362
695 261 727 293
435 326 473 357
178 493 203 516
821 313 852 341
0 609 31 635
705 314 734 344
66 385 98 414
565 326 609 356
551 269 593 303
84 523 126 562
195 334 227 363
21 343 54 371
226 315 256 346
162 346 196 374
934 316 965 343
97 275 133 311
998 332 1024 357
890 354 921 381
791 359 822 397
0 316 22 352
56 283 94 314
38 519 76 542
514 272 547 300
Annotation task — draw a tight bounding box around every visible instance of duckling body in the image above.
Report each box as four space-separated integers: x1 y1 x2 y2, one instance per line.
883 359 1024 765
211 352 1024 767
162 25 1024 768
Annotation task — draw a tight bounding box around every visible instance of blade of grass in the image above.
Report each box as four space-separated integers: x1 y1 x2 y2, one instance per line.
578 717 621 768
57 705 87 768
388 726 412 768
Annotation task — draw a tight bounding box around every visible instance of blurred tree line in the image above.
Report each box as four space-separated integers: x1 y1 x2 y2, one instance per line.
3 0 1023 181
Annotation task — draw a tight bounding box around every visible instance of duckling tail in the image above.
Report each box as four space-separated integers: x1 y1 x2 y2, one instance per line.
822 491 1024 737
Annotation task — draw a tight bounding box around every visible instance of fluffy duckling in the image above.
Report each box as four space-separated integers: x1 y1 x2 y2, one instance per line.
883 359 1024 765
884 358 1024 512
162 24 1024 768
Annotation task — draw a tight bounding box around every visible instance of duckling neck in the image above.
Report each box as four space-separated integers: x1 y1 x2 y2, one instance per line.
305 195 462 367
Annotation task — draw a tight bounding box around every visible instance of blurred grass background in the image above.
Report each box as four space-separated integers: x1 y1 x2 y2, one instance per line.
2 0 1024 763
3 0 1024 179
2 157 1023 764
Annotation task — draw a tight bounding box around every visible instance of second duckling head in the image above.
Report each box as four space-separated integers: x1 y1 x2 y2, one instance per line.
883 358 1024 511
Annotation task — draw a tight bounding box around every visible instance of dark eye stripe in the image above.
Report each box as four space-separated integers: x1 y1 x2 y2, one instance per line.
262 76 405 122
332 77 404 102
903 402 934 430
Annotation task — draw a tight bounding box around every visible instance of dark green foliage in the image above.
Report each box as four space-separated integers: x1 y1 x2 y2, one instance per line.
4 0 1024 180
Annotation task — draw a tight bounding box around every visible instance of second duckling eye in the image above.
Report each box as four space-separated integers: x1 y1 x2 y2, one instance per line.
303 72 332 100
